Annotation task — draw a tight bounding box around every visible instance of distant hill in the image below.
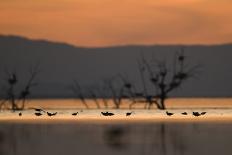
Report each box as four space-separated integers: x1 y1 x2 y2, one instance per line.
0 34 232 98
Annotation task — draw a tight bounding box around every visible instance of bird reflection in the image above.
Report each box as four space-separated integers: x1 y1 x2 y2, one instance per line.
103 127 128 150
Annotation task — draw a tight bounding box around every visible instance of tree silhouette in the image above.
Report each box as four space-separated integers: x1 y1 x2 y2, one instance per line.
0 64 40 111
71 80 89 109
136 49 200 109
103 76 125 109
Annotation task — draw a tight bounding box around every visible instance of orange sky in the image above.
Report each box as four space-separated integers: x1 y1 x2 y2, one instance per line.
0 0 232 47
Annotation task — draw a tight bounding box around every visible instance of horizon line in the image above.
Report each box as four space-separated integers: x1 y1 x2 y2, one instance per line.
1 33 232 49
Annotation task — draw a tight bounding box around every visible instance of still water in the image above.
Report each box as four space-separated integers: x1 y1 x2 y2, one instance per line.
0 122 232 155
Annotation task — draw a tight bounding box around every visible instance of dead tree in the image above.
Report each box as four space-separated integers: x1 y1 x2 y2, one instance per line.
0 64 40 111
99 84 109 109
135 59 160 109
71 80 89 109
18 64 40 109
104 76 124 109
117 74 141 109
137 49 200 109
87 87 101 109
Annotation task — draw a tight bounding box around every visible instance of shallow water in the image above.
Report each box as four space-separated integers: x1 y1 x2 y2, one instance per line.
6 98 232 109
1 98 232 155
0 122 232 155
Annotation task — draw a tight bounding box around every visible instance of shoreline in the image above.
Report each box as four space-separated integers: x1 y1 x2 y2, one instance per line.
1 109 232 123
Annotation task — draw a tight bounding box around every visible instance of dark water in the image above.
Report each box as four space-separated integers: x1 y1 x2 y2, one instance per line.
0 122 232 155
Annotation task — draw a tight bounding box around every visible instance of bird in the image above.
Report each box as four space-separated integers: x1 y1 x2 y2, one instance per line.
47 112 57 116
72 112 79 116
126 112 134 116
35 112 42 116
101 112 114 116
166 111 174 116
124 83 132 89
18 112 22 116
181 112 188 115
201 112 207 115
8 74 17 85
193 112 201 117
101 112 108 116
107 112 114 116
33 108 46 113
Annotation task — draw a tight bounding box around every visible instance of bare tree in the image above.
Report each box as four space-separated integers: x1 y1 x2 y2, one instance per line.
0 64 40 111
135 49 200 110
71 80 89 109
87 87 101 109
117 74 142 109
104 76 124 109
99 84 109 109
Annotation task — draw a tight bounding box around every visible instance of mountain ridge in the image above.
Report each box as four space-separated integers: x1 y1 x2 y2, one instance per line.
1 34 232 49
0 34 232 98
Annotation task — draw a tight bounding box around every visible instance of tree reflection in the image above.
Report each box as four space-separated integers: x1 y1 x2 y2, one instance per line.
0 131 5 155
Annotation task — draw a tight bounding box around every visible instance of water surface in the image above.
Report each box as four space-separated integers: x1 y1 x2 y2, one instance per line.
0 122 232 155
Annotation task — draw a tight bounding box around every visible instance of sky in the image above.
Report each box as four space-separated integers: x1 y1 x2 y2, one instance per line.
0 0 232 47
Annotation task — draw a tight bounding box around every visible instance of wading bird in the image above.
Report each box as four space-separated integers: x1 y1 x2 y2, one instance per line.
126 112 134 116
166 111 174 116
33 108 46 113
201 112 207 115
47 112 57 116
35 112 42 116
101 112 114 116
181 112 188 115
72 112 79 116
193 112 201 117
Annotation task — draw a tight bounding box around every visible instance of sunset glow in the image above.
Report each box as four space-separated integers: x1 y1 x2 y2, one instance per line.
0 0 232 47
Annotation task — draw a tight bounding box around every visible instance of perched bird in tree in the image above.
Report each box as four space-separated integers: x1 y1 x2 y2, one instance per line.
8 74 17 85
166 111 174 116
124 83 132 89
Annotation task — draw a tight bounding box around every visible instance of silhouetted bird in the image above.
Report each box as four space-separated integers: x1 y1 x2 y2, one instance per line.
178 55 185 61
166 111 174 116
181 112 188 115
33 108 46 113
8 74 17 85
19 112 22 116
47 112 57 116
35 112 42 116
126 112 134 116
72 112 79 116
124 83 132 89
20 89 30 98
193 112 201 117
201 112 207 115
107 112 114 116
101 112 114 116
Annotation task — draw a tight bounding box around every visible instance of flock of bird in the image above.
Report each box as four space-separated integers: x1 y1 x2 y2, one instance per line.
166 111 207 117
17 109 207 117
